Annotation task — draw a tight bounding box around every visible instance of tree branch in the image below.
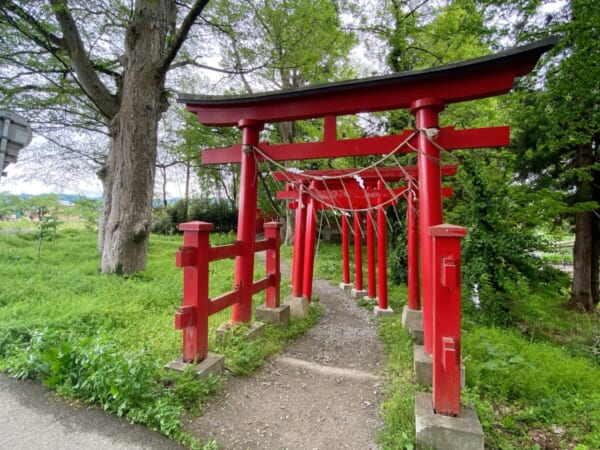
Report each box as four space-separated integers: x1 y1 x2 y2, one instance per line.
49 0 119 119
159 0 210 76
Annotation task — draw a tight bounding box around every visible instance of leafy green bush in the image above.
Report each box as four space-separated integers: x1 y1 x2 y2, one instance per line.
151 198 238 234
463 326 600 448
2 329 216 437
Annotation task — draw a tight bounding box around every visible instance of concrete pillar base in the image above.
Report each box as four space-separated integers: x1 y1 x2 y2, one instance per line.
402 305 422 327
164 353 225 379
402 306 424 345
284 295 310 318
351 288 367 299
339 282 353 291
373 306 395 317
413 345 465 387
216 321 266 345
255 304 290 326
415 392 483 450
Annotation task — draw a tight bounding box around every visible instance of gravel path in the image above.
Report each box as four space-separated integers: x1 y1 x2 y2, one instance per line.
185 277 386 449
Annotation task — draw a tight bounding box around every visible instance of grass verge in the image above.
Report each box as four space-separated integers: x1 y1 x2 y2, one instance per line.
307 240 600 449
0 226 321 449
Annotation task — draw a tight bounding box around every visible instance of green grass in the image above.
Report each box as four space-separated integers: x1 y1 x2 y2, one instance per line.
0 226 321 449
304 239 600 449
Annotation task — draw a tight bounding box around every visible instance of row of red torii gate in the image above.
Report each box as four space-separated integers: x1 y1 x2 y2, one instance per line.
169 38 556 424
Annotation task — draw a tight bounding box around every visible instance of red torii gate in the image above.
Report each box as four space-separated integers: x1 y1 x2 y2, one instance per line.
273 165 456 311
178 37 556 418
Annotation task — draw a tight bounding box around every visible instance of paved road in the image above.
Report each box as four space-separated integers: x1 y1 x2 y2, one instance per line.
0 373 184 450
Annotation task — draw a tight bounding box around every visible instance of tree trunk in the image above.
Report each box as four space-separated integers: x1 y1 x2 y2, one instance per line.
571 210 594 310
570 142 599 310
99 1 174 273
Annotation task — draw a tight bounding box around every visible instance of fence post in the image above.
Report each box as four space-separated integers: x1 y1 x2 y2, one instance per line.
429 223 466 416
175 221 214 363
264 221 281 308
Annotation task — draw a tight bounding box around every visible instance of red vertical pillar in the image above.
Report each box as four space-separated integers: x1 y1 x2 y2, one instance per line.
341 213 351 286
291 189 307 298
175 221 214 362
430 224 466 417
366 209 377 299
353 211 364 292
407 189 421 310
264 221 281 308
302 196 317 302
377 205 389 310
411 97 445 355
232 119 263 323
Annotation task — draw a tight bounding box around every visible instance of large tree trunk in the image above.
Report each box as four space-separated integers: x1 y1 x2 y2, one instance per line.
570 142 599 311
99 1 175 273
571 210 595 310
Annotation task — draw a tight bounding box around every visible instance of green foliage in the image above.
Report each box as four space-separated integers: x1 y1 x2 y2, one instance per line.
0 228 321 446
73 197 101 231
377 316 417 449
151 197 238 234
213 306 323 376
208 0 356 88
447 150 550 322
463 325 600 448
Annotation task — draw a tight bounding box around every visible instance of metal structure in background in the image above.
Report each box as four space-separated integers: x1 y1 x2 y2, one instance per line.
0 110 32 178
177 37 557 417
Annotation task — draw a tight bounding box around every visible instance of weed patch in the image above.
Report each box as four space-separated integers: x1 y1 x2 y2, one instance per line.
0 228 322 448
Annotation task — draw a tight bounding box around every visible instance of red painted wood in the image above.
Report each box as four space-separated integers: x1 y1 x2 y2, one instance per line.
272 164 458 183
366 209 377 299
183 40 556 126
202 127 508 164
430 224 467 416
232 120 263 323
412 98 445 355
302 197 318 302
176 223 211 362
407 189 421 310
377 201 388 310
341 213 350 285
209 242 242 261
354 212 364 291
291 192 307 297
208 289 240 316
264 222 281 308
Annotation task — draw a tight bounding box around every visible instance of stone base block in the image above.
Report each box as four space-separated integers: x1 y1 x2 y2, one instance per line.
284 296 310 318
339 282 353 291
413 345 465 387
373 306 395 317
402 305 422 327
255 304 290 326
415 392 484 450
402 306 424 344
164 353 225 379
351 288 367 299
216 321 266 345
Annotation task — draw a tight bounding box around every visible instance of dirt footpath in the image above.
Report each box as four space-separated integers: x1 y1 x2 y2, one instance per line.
185 278 386 449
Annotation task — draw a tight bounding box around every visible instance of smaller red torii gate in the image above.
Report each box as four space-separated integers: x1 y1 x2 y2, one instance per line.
275 165 456 313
